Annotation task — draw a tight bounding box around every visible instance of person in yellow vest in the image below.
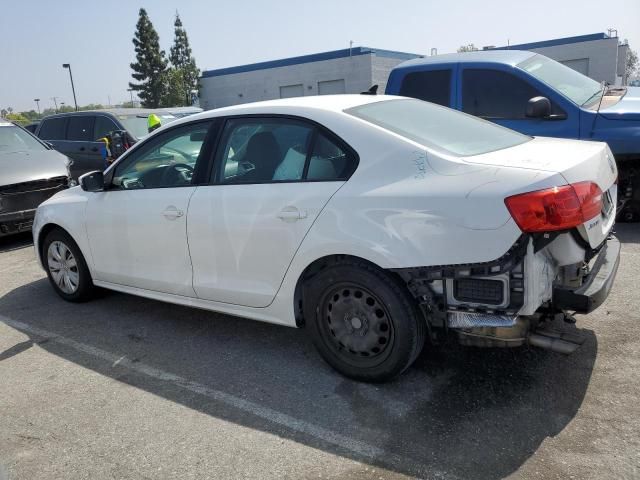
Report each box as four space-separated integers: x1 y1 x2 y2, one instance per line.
147 113 162 134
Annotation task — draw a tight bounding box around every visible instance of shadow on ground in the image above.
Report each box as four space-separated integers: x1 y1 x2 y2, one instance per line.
0 232 32 253
615 223 640 244
0 277 596 480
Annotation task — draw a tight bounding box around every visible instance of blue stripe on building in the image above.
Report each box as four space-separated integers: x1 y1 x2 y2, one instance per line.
202 47 423 78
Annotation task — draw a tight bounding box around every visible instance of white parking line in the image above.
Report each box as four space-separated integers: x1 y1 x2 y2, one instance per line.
0 315 448 479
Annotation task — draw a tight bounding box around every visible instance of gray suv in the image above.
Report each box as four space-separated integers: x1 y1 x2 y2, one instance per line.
36 109 176 179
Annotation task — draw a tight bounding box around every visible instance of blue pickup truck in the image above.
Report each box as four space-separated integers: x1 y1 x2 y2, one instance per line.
385 50 640 220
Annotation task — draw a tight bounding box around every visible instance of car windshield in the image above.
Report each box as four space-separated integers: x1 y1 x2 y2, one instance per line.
0 122 47 154
118 113 177 139
345 99 530 156
518 54 603 107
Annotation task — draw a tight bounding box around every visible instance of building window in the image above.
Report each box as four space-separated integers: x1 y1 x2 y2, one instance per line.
279 84 304 99
318 79 346 95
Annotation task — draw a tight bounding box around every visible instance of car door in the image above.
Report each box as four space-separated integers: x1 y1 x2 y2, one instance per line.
459 67 580 138
85 120 214 296
187 116 358 308
63 115 101 178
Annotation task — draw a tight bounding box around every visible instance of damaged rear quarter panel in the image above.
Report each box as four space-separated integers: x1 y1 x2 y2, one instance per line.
301 138 569 269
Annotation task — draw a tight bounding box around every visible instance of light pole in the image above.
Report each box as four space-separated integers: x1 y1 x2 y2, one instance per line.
62 63 78 111
51 96 59 113
127 88 134 107
34 98 41 115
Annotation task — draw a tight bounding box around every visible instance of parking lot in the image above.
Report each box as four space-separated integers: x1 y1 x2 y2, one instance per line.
0 226 638 480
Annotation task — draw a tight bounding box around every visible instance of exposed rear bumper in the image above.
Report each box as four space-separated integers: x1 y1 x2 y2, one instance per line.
553 236 620 313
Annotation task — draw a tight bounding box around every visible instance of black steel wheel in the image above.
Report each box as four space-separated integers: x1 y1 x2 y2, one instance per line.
304 259 425 382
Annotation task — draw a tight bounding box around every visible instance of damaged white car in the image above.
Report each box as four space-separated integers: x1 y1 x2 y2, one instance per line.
33 95 620 382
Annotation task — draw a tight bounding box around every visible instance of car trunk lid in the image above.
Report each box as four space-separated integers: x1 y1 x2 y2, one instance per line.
465 137 617 248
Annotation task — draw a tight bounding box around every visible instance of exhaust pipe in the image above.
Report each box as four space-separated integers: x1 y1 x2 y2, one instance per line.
528 333 581 355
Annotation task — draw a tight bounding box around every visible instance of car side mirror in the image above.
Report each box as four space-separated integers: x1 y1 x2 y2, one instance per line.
79 170 105 192
526 96 551 118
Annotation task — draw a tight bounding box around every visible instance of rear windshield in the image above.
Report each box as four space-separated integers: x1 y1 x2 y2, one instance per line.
345 98 530 156
0 122 47 154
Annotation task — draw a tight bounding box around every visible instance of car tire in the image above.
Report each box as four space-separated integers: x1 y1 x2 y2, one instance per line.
42 228 95 302
303 259 425 382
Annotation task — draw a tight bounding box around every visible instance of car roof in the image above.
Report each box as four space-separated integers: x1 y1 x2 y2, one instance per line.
183 94 397 120
393 50 536 70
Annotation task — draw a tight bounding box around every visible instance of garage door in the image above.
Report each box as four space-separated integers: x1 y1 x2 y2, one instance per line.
318 79 346 95
561 58 589 76
279 84 304 99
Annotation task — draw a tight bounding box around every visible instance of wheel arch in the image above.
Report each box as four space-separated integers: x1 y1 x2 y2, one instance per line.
36 223 85 270
292 253 413 327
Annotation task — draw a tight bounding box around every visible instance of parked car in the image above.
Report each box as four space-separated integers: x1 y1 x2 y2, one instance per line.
0 119 72 237
385 51 640 220
33 95 619 382
35 109 177 179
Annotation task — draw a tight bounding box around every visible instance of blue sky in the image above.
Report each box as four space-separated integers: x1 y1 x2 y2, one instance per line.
1 0 638 111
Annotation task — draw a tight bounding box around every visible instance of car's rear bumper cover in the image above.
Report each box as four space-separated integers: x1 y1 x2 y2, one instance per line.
553 236 620 314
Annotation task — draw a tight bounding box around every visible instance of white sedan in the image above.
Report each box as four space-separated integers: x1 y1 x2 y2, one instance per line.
33 95 620 382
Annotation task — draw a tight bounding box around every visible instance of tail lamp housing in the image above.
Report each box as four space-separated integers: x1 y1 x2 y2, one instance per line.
505 181 603 233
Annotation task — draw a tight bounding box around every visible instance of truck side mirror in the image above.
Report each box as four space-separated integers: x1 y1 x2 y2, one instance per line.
526 96 551 118
79 170 105 192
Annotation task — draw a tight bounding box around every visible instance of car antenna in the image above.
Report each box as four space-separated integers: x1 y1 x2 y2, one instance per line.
589 80 609 138
361 85 378 95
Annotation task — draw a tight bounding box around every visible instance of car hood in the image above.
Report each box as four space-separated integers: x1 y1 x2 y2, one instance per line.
600 86 640 120
0 149 69 186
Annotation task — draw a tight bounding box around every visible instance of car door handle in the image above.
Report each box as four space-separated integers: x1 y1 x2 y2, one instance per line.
79 147 86 151
91 147 98 152
277 206 307 222
162 206 184 220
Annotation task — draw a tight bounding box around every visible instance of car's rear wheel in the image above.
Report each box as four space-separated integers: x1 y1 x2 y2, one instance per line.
303 259 425 382
43 228 94 302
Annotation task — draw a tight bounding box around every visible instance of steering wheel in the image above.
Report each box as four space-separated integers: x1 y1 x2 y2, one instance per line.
160 162 194 186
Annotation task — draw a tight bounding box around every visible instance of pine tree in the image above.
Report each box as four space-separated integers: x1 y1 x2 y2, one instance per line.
169 12 199 106
129 8 168 108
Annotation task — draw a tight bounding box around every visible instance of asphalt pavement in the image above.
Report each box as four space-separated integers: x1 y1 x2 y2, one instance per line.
0 226 639 479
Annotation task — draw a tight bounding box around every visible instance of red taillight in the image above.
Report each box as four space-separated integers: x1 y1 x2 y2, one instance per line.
505 181 603 232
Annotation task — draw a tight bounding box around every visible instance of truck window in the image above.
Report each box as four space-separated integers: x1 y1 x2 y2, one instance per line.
398 70 451 106
462 69 542 119
38 117 67 140
67 116 95 141
94 116 119 139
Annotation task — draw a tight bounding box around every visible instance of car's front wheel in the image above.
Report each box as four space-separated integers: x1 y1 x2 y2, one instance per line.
303 259 425 382
43 228 94 302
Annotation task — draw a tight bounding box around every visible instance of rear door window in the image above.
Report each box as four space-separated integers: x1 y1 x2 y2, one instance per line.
398 69 452 106
38 117 67 140
67 116 95 141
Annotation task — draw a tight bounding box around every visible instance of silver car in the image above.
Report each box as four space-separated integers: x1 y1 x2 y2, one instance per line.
0 119 72 237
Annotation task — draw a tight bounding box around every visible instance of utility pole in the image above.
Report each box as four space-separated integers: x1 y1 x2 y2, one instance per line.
62 63 78 111
127 88 134 107
51 96 59 113
34 98 41 115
